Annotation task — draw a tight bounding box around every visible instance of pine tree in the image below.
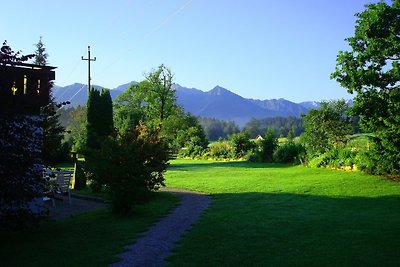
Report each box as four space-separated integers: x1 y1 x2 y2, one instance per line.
33 37 66 165
33 36 48 66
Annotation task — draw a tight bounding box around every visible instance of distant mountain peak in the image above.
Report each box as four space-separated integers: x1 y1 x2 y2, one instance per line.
208 85 233 96
172 83 184 89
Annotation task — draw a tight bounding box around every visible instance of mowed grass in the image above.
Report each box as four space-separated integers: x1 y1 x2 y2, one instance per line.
165 160 400 267
0 192 179 267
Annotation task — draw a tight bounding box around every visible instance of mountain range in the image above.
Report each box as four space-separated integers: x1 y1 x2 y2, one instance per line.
53 82 321 126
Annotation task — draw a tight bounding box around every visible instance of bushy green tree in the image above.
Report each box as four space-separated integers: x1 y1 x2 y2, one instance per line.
139 65 178 129
230 132 254 159
113 84 144 132
287 128 295 143
114 66 205 152
176 114 209 158
301 100 352 159
273 142 305 164
62 105 87 153
209 141 232 159
84 123 168 214
331 0 400 176
255 128 278 162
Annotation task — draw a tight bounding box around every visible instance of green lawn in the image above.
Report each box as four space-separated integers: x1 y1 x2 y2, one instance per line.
165 159 400 267
0 192 179 267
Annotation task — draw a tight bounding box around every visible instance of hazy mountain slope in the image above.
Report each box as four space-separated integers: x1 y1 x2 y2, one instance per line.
54 82 325 126
249 98 308 117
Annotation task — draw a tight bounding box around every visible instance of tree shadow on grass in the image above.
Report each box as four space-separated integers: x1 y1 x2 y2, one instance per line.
168 192 400 267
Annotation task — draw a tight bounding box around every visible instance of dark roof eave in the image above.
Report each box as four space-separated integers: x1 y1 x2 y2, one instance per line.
0 61 57 70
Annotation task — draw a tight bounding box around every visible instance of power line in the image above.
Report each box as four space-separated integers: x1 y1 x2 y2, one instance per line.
98 0 193 74
56 84 87 112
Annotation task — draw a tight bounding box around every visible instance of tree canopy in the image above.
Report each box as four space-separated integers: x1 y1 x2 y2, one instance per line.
141 64 178 128
244 116 304 138
113 84 144 132
198 117 239 141
113 65 209 153
301 100 352 158
331 0 400 175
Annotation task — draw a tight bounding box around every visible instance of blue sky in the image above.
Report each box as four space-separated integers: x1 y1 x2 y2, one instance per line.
3 0 376 102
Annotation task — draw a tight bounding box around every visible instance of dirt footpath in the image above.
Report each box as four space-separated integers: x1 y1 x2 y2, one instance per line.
110 188 213 267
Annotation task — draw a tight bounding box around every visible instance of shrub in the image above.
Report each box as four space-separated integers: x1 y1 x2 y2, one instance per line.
178 135 208 159
355 136 400 176
84 123 168 214
209 141 232 159
230 132 255 159
253 128 278 162
302 100 352 158
273 142 305 164
308 147 358 170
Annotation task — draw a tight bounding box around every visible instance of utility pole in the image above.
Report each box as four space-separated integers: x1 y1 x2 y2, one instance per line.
81 46 96 93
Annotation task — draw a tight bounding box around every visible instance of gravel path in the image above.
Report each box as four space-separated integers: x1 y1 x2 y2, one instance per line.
45 194 106 221
110 188 213 267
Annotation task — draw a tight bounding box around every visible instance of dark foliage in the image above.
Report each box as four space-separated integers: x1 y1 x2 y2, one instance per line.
86 88 114 150
244 116 304 138
301 100 352 159
331 1 400 176
58 105 87 152
230 132 255 159
254 128 278 162
0 41 50 229
113 85 144 132
0 40 34 64
41 95 68 166
175 114 209 158
198 117 240 141
73 161 87 190
209 141 232 159
84 123 169 214
0 115 47 229
273 142 305 164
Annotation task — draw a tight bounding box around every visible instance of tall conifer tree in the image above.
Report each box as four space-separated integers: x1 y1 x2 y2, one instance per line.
33 37 66 165
85 88 114 150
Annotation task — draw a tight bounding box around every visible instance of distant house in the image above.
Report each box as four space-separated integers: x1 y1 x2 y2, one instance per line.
255 135 264 141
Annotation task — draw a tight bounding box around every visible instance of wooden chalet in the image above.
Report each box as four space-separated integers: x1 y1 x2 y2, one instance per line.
0 62 56 115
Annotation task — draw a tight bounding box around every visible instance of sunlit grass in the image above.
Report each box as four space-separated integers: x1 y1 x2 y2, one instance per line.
165 159 400 266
